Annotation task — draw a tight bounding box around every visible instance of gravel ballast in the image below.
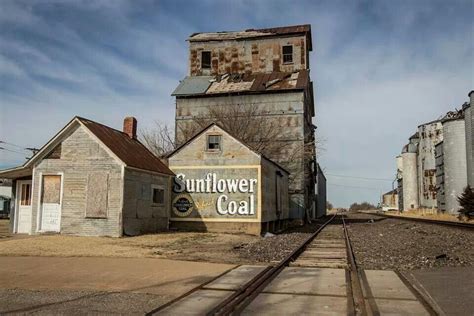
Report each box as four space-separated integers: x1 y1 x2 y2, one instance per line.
347 213 474 270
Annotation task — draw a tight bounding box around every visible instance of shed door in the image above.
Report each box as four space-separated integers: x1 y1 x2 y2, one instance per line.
40 175 62 232
17 180 32 233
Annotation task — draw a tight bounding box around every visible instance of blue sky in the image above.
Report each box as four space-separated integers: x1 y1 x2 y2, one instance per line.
0 0 473 207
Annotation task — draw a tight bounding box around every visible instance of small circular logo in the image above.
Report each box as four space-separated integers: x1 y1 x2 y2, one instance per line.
172 194 194 217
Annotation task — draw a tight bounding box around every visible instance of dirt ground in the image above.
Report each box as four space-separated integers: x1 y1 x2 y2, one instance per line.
0 231 259 264
0 256 233 314
0 219 326 264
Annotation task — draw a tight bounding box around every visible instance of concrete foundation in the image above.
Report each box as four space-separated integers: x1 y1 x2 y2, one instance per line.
169 220 289 236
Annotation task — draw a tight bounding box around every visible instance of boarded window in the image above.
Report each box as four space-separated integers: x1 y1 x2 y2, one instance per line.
86 173 108 218
201 51 211 69
20 183 32 206
282 45 293 63
207 135 221 151
152 185 165 205
41 175 61 204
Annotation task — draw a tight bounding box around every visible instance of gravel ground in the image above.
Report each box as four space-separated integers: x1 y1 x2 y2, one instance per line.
0 288 166 315
347 213 474 270
236 232 310 262
236 219 328 262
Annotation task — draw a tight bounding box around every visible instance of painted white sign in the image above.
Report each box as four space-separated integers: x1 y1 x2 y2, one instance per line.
173 173 257 216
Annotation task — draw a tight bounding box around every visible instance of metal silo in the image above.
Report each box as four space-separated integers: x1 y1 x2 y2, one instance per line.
441 113 467 214
465 91 474 187
417 121 443 209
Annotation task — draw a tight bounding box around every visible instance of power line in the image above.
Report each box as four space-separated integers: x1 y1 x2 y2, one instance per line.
0 140 26 149
327 183 382 191
0 147 29 156
0 140 39 154
326 173 393 182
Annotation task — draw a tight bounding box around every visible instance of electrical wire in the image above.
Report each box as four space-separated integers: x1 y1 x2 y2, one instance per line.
0 147 29 156
326 173 393 181
327 183 382 191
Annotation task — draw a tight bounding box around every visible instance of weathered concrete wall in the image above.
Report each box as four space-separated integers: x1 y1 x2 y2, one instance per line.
316 164 326 218
261 158 289 222
435 142 445 211
382 193 398 209
32 125 123 237
402 152 419 210
122 168 171 236
175 92 311 218
189 35 307 76
417 122 443 209
442 119 467 213
465 93 473 186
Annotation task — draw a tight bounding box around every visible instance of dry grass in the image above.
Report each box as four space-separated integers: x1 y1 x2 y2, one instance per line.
386 209 463 222
0 232 257 263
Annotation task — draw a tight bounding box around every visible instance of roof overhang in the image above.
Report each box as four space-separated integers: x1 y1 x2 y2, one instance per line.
0 166 32 179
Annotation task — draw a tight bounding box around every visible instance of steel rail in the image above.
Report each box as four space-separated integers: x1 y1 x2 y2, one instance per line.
369 212 474 230
342 215 368 316
208 213 338 315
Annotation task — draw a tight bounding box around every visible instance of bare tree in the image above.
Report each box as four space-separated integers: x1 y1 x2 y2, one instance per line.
139 121 175 158
178 103 287 159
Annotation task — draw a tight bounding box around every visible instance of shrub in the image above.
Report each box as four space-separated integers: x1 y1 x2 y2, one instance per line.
457 185 474 220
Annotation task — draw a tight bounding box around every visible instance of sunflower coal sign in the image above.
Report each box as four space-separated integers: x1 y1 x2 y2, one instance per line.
171 168 260 220
166 123 290 235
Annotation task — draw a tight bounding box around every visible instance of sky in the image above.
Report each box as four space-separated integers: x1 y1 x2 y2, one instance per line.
0 0 473 207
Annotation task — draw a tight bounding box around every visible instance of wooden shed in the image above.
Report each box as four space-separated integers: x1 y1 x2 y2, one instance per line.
167 123 290 235
0 116 174 237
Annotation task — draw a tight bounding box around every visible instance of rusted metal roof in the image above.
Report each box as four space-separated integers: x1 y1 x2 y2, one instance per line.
189 24 312 50
77 117 174 176
172 70 309 97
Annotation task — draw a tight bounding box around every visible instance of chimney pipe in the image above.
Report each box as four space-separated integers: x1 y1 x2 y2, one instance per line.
123 117 137 139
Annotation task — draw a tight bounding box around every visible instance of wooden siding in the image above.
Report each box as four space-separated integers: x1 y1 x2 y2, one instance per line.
122 168 171 235
32 125 123 237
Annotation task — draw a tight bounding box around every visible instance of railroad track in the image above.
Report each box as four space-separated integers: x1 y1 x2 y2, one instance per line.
365 212 474 230
149 214 371 315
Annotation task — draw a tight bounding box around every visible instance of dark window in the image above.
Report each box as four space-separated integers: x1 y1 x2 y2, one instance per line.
45 143 61 159
282 45 293 63
207 135 221 151
201 51 211 69
152 186 165 204
21 183 31 206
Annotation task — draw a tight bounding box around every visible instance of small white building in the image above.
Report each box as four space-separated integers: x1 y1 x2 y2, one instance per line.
0 116 174 237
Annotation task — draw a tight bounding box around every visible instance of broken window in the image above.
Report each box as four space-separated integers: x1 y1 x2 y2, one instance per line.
201 51 211 69
45 143 61 159
152 185 165 205
207 135 221 151
282 45 293 64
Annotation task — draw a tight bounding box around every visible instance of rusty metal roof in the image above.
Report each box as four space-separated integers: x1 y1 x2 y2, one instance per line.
189 24 312 50
77 117 174 176
172 70 309 97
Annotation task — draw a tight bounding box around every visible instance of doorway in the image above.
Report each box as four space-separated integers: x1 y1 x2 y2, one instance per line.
16 180 32 233
39 175 62 232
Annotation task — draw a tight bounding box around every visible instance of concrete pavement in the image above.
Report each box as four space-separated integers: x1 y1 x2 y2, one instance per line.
0 256 234 314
